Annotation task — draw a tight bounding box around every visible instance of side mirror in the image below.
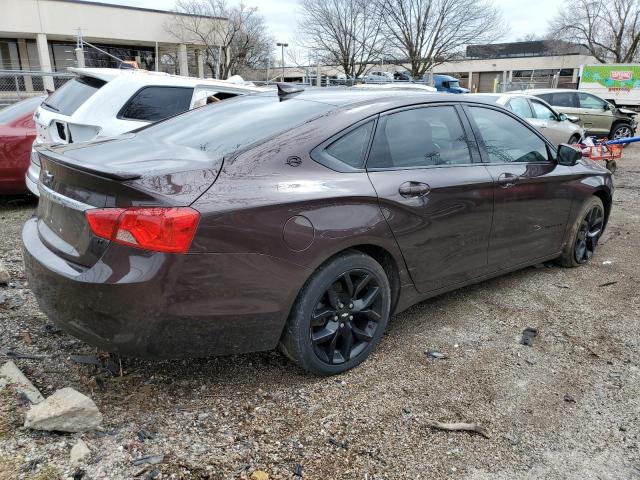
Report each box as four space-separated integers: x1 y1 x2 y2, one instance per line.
558 113 568 121
557 144 582 166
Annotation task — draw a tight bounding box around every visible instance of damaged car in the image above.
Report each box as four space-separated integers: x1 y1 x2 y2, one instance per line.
22 88 613 376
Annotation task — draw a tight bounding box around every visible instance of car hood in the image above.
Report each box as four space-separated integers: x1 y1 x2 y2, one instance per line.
618 107 638 117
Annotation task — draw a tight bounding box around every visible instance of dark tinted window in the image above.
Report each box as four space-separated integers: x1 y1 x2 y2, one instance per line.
467 106 549 163
540 92 578 108
119 86 194 122
325 121 374 168
530 100 557 120
507 97 533 118
138 96 332 160
41 76 106 115
368 106 472 169
0 95 44 124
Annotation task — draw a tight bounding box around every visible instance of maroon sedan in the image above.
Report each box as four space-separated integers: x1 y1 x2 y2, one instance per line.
22 88 612 376
0 96 44 194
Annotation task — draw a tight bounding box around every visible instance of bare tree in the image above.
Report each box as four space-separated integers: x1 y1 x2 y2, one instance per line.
550 0 640 63
373 0 504 78
165 0 273 78
297 0 385 78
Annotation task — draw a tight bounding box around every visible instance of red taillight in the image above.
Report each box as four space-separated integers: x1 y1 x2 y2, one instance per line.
85 207 200 254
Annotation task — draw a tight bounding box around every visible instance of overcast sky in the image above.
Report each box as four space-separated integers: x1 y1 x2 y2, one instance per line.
81 0 563 46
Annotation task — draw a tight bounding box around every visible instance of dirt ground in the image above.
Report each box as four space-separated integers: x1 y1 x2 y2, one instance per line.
0 148 639 480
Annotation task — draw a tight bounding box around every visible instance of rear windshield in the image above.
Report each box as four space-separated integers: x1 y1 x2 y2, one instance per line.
0 96 44 124
137 95 333 159
41 76 106 115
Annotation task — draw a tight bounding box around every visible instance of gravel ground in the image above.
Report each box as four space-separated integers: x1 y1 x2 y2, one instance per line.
0 148 639 480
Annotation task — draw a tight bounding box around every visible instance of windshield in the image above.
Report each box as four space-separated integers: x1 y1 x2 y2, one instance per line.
137 95 333 160
0 96 45 124
41 76 106 116
449 80 461 88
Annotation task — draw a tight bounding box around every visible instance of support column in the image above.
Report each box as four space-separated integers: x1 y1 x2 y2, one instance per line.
17 39 33 92
178 44 189 76
468 71 473 92
36 33 54 91
196 49 204 78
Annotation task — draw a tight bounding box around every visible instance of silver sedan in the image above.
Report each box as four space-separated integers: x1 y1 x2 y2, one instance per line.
473 92 585 146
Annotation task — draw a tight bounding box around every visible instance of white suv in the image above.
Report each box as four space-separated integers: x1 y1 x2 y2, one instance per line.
26 68 266 195
363 71 394 83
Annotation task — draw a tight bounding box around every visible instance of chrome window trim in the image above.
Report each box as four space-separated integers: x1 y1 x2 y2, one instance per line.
38 183 93 212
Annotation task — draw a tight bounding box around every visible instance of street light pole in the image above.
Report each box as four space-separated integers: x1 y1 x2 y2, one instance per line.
276 42 288 82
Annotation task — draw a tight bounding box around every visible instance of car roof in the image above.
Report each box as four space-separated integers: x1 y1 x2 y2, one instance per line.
68 67 266 92
256 88 497 109
523 88 577 94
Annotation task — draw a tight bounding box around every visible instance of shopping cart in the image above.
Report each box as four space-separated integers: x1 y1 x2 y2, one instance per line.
573 136 640 173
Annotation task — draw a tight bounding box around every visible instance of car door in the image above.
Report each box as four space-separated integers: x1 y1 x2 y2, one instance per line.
529 98 566 145
366 104 495 293
464 105 575 270
577 92 613 136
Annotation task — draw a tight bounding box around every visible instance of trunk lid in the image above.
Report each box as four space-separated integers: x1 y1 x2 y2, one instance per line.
35 137 222 268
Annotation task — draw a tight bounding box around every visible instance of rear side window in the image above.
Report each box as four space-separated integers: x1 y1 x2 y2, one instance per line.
467 106 549 163
119 86 194 122
507 97 533 118
41 76 106 115
324 122 374 168
578 93 607 110
368 106 472 169
541 92 578 108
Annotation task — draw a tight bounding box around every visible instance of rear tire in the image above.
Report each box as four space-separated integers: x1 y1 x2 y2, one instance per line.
557 197 605 268
280 251 391 376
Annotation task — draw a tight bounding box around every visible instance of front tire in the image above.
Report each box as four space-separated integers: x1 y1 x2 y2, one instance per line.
280 251 391 376
609 122 633 145
557 197 605 267
568 134 581 144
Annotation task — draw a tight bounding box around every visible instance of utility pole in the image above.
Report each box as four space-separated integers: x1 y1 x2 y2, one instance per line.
276 42 288 82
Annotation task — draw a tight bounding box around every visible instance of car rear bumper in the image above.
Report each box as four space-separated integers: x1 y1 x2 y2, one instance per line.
22 217 311 358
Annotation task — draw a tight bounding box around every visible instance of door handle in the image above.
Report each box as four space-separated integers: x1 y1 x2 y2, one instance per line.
399 181 431 198
539 122 548 128
497 172 519 188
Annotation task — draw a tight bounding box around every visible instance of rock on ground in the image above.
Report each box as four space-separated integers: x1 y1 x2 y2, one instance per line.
0 360 44 404
70 439 91 464
0 261 9 284
24 387 102 432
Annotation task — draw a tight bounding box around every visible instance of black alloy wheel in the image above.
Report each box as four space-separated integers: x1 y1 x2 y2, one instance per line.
574 204 604 264
280 251 391 376
310 269 383 365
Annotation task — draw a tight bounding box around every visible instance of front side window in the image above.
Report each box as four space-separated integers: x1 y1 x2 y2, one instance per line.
507 97 533 118
324 121 374 168
530 100 557 120
41 76 106 115
578 93 607 110
368 106 472 169
467 106 549 163
119 86 194 122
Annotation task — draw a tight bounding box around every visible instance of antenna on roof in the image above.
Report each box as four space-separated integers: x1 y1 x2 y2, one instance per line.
276 82 304 99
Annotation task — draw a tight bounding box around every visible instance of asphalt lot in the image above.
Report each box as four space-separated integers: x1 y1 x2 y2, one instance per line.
0 147 639 479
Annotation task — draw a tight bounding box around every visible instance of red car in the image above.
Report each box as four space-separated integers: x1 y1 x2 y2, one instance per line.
0 96 44 194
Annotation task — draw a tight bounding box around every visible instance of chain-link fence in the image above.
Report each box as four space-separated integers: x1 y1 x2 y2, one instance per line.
0 70 75 108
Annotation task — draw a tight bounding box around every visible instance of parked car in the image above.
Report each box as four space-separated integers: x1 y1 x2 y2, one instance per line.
23 88 612 376
474 93 584 145
525 88 637 141
26 67 267 196
0 95 45 194
433 74 469 94
363 71 394 83
393 71 412 81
